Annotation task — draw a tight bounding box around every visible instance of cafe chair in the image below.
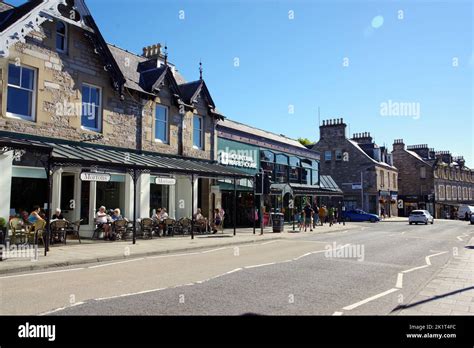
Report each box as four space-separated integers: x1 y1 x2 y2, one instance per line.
28 219 47 247
113 219 128 240
140 218 154 239
10 218 27 244
65 219 82 244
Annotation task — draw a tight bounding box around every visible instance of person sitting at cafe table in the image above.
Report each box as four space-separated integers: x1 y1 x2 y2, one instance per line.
51 208 64 220
111 208 125 221
28 206 45 224
194 208 208 231
152 208 162 223
96 206 112 240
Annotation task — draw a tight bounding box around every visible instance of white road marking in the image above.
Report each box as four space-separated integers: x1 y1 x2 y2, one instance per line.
456 236 464 241
96 288 165 301
401 232 406 235
342 288 399 311
0 267 84 280
148 252 201 259
245 262 276 269
425 251 448 266
39 301 85 315
88 258 144 269
396 273 403 288
293 252 312 261
225 268 242 275
201 247 228 254
259 241 280 245
332 311 343 316
402 265 429 273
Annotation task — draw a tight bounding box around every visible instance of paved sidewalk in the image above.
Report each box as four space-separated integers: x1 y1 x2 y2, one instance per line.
0 222 355 275
397 236 474 315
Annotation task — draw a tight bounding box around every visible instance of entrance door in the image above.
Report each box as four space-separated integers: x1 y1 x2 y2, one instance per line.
60 173 76 222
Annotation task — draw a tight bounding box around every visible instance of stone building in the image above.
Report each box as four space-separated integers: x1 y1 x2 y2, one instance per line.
311 118 398 216
0 0 247 235
392 140 474 218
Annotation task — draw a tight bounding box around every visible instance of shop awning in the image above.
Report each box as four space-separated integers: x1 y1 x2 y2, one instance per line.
0 136 52 154
270 176 343 196
0 135 252 178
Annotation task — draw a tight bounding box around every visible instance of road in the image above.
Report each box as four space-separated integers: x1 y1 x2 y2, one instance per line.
0 219 472 315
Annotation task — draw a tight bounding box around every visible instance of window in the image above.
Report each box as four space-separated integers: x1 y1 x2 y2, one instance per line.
56 21 67 53
446 185 451 200
260 150 275 181
452 186 457 200
7 64 36 120
81 84 102 131
335 150 343 161
193 115 203 149
470 188 472 200
438 185 445 200
154 105 168 143
380 170 385 187
289 157 301 183
458 186 462 200
420 166 426 179
275 154 288 183
393 174 397 189
324 151 332 161
463 187 468 200
301 160 312 185
312 161 319 186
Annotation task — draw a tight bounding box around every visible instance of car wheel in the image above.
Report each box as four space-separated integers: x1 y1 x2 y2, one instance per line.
370 217 376 223
409 222 412 225
425 220 428 225
431 220 434 224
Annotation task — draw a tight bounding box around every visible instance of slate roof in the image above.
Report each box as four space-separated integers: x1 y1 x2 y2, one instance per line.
218 118 308 150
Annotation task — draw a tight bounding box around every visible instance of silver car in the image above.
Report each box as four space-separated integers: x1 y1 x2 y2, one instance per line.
409 210 434 225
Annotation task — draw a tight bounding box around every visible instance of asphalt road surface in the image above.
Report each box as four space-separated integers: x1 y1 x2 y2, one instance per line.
1 219 472 315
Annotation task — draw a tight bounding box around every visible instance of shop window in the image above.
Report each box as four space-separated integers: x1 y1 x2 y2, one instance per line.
155 104 169 143
96 181 125 217
81 83 102 131
56 21 67 53
312 161 319 186
275 154 288 183
7 64 36 121
289 157 301 183
150 183 169 215
193 115 203 149
261 150 274 163
301 159 312 185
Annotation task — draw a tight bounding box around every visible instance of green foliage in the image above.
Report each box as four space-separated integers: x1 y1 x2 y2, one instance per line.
297 138 314 146
0 217 6 228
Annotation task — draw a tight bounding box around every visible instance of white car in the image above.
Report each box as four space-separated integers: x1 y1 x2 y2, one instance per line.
409 210 434 225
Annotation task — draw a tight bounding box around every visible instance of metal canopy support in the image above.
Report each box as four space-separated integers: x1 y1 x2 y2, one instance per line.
128 168 141 245
233 178 237 236
191 174 195 240
45 159 52 256
252 177 256 235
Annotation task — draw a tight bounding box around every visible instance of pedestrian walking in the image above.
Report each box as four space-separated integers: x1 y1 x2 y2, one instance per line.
319 205 326 226
304 203 314 232
328 206 335 227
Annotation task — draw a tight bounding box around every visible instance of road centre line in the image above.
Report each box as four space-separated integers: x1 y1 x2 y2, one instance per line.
88 258 145 269
0 267 84 280
402 264 429 273
425 251 448 266
342 288 399 311
395 273 403 288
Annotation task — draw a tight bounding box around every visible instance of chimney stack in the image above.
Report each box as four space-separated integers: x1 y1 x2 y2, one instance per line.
351 132 373 144
142 44 162 59
319 118 347 139
406 144 430 159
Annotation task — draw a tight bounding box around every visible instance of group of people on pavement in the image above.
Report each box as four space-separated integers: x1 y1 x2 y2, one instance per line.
297 202 346 232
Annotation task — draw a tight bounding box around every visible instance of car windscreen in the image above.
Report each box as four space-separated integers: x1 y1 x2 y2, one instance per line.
410 211 424 215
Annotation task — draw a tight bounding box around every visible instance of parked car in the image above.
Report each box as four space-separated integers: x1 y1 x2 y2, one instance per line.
409 210 434 225
343 209 380 223
458 205 474 220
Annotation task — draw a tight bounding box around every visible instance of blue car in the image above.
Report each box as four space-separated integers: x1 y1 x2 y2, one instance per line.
343 209 380 223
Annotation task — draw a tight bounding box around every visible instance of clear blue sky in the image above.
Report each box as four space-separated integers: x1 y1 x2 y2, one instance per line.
9 0 474 165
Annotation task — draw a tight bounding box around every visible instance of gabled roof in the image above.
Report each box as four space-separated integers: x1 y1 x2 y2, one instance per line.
0 0 125 94
405 149 433 166
347 139 397 170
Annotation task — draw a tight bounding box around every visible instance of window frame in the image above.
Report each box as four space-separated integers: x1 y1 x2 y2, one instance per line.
81 83 102 132
335 149 343 161
193 115 204 150
56 20 68 53
154 104 169 143
6 63 37 121
324 151 332 162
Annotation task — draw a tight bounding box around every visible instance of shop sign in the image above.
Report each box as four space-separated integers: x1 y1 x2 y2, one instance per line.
80 172 111 182
218 148 258 169
352 183 362 190
155 177 176 185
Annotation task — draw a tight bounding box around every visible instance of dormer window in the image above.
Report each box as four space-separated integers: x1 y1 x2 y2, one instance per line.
193 115 203 149
56 21 67 53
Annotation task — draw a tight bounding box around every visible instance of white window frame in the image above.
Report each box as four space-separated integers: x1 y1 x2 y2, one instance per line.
446 185 451 200
193 115 204 150
56 20 68 53
6 63 37 121
154 104 169 143
81 83 102 132
438 185 445 200
458 186 462 200
452 186 457 200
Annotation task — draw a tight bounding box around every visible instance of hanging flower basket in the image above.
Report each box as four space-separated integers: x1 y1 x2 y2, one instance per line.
379 199 386 204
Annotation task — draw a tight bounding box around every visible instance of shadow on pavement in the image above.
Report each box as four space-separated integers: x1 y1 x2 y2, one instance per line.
390 286 474 312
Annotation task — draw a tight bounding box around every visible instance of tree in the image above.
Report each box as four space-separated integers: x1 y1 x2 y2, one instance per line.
297 138 314 146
